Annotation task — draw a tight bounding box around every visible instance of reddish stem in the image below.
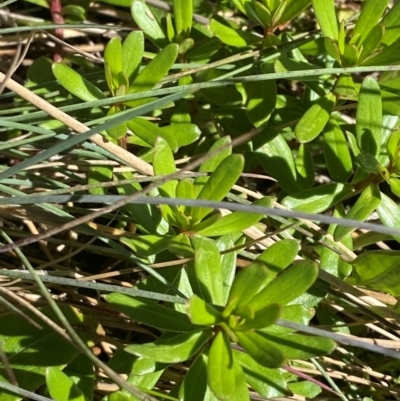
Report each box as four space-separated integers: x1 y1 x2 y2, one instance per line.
283 364 339 395
50 0 64 62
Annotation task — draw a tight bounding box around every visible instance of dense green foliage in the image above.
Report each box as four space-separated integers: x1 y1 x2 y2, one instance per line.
2 0 400 400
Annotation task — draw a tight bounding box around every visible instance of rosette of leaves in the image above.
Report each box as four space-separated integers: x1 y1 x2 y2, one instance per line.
105 239 336 400
119 136 272 261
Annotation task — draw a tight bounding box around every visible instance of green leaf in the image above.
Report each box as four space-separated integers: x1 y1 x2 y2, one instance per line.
169 233 194 258
282 183 353 213
153 136 177 198
256 133 302 193
234 303 282 331
342 43 359 67
356 152 380 174
117 177 169 235
173 0 193 39
122 30 144 83
208 332 247 401
334 74 357 99
295 92 336 143
125 330 212 363
377 192 400 242
192 154 244 223
255 239 299 276
46 368 87 401
248 260 318 310
356 76 382 157
253 1 271 27
194 136 232 196
178 353 208 401
210 18 259 47
311 0 338 40
362 38 400 66
88 165 113 195
63 356 94 401
186 295 222 326
334 184 381 241
295 143 314 188
257 331 336 360
106 105 127 139
131 0 166 47
197 197 273 237
120 235 172 257
104 293 197 332
323 121 352 182
52 63 105 102
382 1 400 46
352 0 390 45
320 205 353 278
348 250 400 296
159 123 201 149
265 304 314 335
245 80 277 127
104 37 122 90
227 262 270 311
233 350 287 398
390 177 400 197
128 118 178 150
191 236 224 306
128 43 178 95
358 24 384 64
0 306 85 401
288 381 321 398
387 130 400 163
235 330 286 369
273 0 311 26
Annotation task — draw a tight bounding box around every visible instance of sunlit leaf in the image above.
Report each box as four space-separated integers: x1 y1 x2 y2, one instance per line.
104 293 197 332
46 368 86 401
52 63 105 102
125 330 212 363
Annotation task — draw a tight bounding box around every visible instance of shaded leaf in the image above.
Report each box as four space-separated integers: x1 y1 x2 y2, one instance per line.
233 350 287 398
349 250 400 296
245 80 277 127
235 330 286 369
323 121 352 182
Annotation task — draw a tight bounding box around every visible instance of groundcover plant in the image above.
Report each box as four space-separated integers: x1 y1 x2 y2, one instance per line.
2 0 400 400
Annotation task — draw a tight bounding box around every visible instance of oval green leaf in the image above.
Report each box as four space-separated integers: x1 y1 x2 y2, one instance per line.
125 329 212 363
295 92 336 143
104 293 197 332
282 183 353 213
46 367 86 401
52 63 105 102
